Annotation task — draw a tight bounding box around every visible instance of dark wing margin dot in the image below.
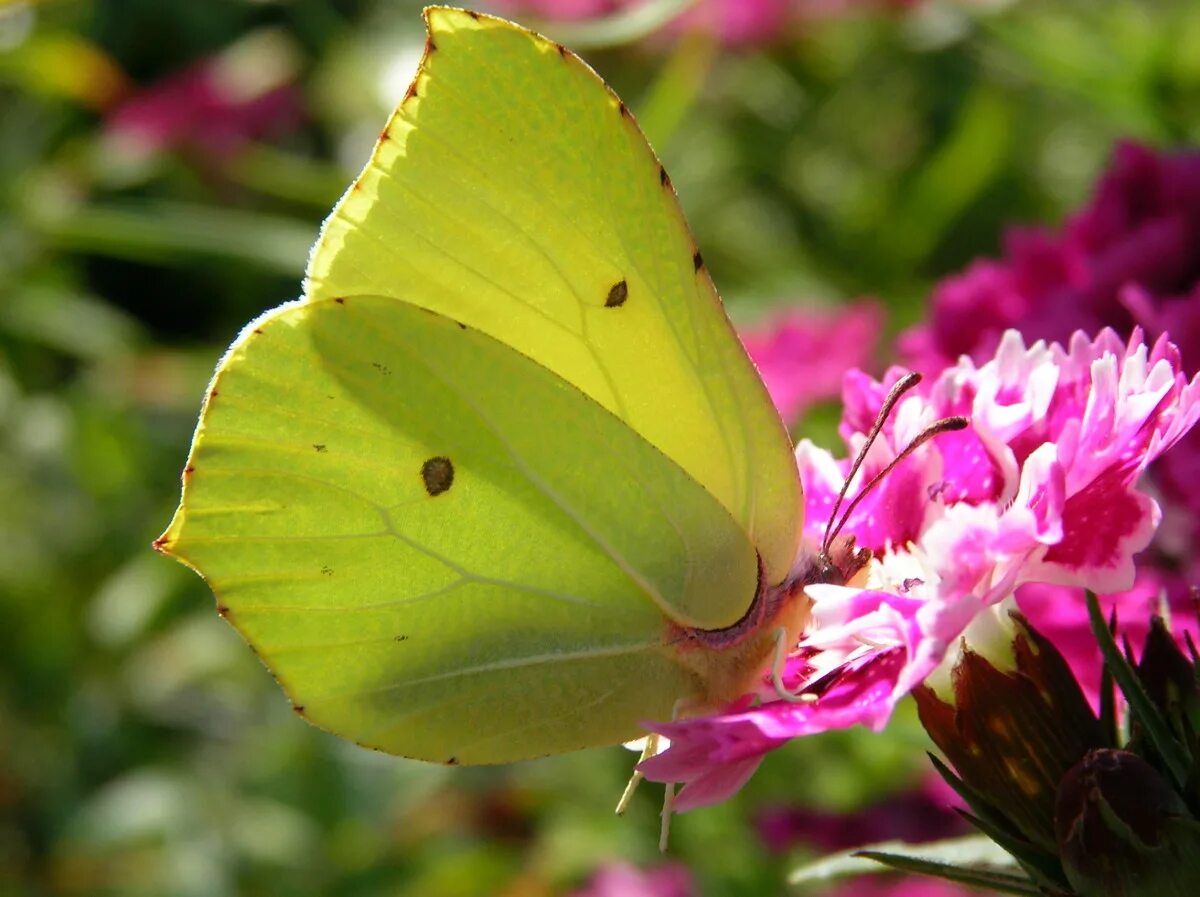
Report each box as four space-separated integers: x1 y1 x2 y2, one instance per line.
659 166 669 187
421 456 455 496
605 280 628 308
693 251 704 271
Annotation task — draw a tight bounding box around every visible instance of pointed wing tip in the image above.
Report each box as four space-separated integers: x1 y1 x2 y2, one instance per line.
423 6 549 45
152 512 186 560
423 6 492 32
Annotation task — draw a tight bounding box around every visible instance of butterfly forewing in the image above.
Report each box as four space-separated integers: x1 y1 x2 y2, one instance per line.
306 8 802 603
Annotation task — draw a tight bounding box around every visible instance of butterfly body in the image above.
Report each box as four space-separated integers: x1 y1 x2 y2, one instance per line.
157 8 810 764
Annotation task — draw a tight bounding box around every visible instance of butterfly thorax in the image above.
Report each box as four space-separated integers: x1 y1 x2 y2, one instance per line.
666 537 872 711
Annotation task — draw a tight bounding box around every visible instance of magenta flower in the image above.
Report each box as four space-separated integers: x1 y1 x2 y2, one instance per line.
825 877 991 897
106 31 302 161
900 140 1200 706
741 301 883 423
639 329 1200 811
901 142 1200 376
568 862 694 897
756 775 965 854
1015 570 1199 708
486 0 914 46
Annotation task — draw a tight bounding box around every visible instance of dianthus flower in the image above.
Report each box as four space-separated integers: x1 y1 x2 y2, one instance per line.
639 329 1199 811
901 141 1200 702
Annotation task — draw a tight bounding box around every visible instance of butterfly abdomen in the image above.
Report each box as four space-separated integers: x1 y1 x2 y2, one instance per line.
666 566 813 711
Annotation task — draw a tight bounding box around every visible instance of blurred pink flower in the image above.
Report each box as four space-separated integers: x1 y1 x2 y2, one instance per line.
569 861 694 897
486 0 914 45
639 329 1199 810
1014 571 1199 708
741 301 884 423
828 878 992 897
106 31 302 160
757 775 965 854
901 142 1200 375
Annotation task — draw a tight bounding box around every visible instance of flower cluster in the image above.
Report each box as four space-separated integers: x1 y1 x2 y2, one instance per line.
902 141 1200 700
901 142 1200 376
640 328 1199 811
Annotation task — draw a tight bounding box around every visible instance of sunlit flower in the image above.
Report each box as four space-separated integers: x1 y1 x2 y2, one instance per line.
639 329 1200 811
741 301 883 424
900 140 1200 704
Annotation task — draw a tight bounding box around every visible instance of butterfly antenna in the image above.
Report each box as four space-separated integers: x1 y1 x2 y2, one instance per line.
824 415 969 551
821 372 923 557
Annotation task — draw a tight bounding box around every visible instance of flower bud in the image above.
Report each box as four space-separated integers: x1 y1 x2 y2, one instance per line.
914 612 1105 853
1055 748 1200 897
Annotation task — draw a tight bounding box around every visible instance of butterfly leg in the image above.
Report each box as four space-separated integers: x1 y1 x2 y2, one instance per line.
659 781 676 853
770 626 818 704
615 734 660 816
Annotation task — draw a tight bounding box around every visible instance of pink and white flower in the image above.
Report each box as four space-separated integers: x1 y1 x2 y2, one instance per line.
639 329 1200 811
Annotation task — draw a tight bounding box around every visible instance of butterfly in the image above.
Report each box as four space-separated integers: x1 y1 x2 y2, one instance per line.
156 7 872 767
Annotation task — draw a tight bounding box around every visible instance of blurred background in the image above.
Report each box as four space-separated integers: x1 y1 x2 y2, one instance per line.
2 0 1198 894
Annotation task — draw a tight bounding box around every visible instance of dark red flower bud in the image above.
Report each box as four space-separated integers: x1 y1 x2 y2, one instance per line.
914 612 1105 853
1055 749 1200 897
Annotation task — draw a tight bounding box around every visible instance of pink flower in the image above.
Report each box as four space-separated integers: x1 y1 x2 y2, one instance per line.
756 775 965 853
901 142 1200 376
485 0 915 46
639 329 1200 811
106 31 302 161
1015 571 1199 708
741 302 884 423
899 139 1200 717
568 862 694 897
826 878 990 897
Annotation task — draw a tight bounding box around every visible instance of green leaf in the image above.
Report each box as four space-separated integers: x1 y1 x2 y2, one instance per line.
1086 591 1192 789
854 848 1044 897
788 834 1023 887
